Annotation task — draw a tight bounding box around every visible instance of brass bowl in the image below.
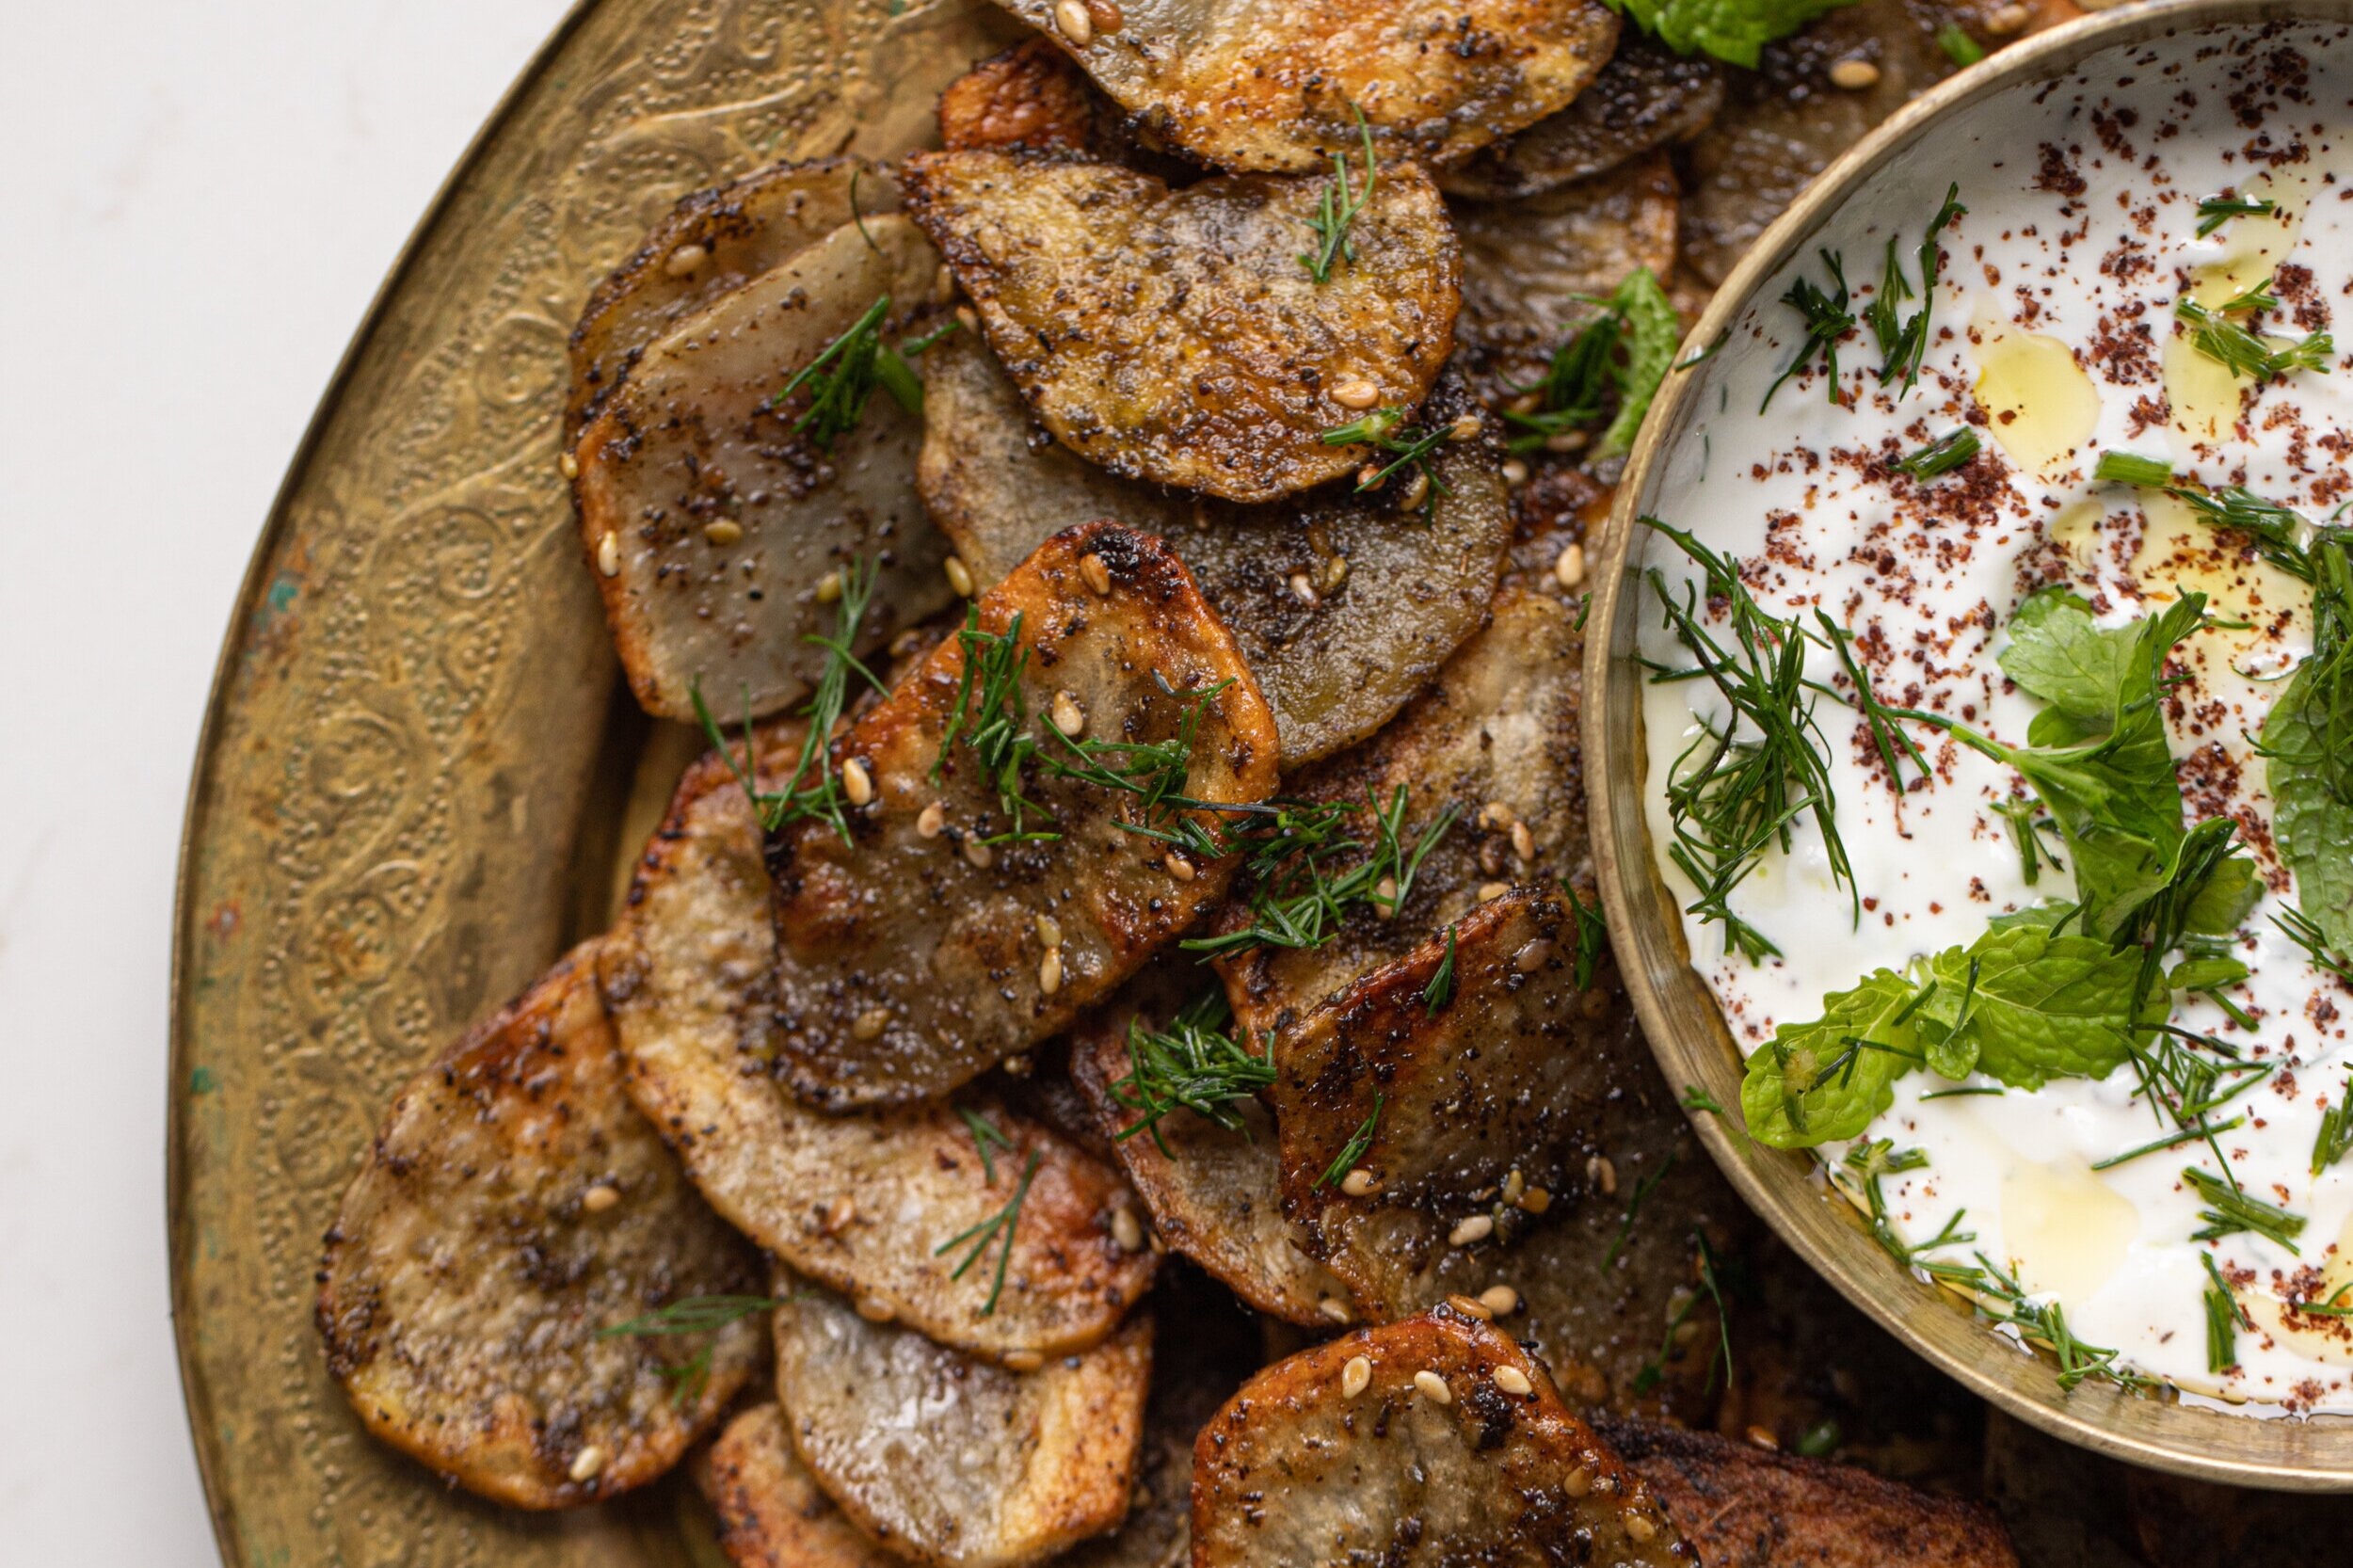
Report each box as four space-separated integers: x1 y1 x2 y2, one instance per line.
1585 0 2353 1493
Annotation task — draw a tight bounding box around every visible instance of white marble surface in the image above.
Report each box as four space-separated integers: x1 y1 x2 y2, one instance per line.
0 2 571 1558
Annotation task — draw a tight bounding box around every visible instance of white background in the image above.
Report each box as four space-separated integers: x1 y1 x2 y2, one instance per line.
0 2 572 1558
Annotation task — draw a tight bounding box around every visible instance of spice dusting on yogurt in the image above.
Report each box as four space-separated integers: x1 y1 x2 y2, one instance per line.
1640 22 2353 1412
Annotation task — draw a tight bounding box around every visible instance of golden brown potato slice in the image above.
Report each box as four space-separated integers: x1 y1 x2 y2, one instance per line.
1214 585 1588 1040
904 152 1459 504
1070 1014 1354 1327
1595 1419 2022 1568
918 333 1507 766
1192 1305 1685 1567
776 1273 1154 1568
988 0 1621 174
1452 151 1681 383
1440 35 1722 200
767 522 1280 1108
606 720 1156 1361
699 1403 902 1568
315 944 763 1510
1268 891 1734 1417
938 36 1108 155
572 213 952 722
568 158 894 437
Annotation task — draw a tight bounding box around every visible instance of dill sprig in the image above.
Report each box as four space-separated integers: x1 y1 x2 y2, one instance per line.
2297 1282 2353 1320
1972 1255 2149 1391
1890 427 1980 481
2091 456 2322 584
1299 107 1378 285
769 296 955 448
1317 1095 1385 1190
1681 1084 1726 1115
934 1150 1042 1317
691 556 883 846
1763 248 1854 410
2312 1070 2353 1177
1561 878 1609 989
1643 519 1853 960
2183 1165 2304 1253
1603 1152 1679 1270
1863 184 1966 399
1321 407 1454 504
1993 796 2065 884
1423 926 1458 1016
1110 990 1276 1150
2201 1252 2249 1373
1184 785 1457 956
958 1106 1014 1184
600 1293 786 1406
2279 907 2353 990
1633 1233 1733 1394
2195 194 2276 238
2176 293 2334 381
1816 611 1931 793
1501 267 1680 459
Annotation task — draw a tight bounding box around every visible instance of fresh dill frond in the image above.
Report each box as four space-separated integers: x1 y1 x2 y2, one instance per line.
1503 267 1680 459
1298 107 1378 285
1603 1152 1679 1270
2183 1165 2305 1253
2202 1252 2249 1372
1184 785 1457 957
1423 925 1458 1017
932 606 1055 841
2195 194 2276 238
1971 1254 2148 1391
600 1293 787 1406
1890 427 1980 481
1816 611 1930 793
934 1150 1042 1316
1763 248 1854 410
773 296 890 448
2313 1070 2353 1177
690 556 883 845
1316 1095 1385 1191
958 1106 1014 1184
1634 1232 1733 1393
1992 795 2065 884
1321 407 1455 504
1561 877 1609 990
1110 990 1276 1149
2177 294 2334 381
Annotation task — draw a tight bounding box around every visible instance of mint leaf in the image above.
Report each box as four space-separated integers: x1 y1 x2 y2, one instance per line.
1997 587 2135 727
1914 927 2149 1090
2264 535 2353 950
1605 0 1858 69
1597 268 1681 459
1988 902 2077 934
1741 970 1921 1147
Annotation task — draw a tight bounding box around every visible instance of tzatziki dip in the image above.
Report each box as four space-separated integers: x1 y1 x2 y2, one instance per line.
1641 20 2353 1412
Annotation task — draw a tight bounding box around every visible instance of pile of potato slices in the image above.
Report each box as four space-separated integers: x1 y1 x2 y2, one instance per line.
319 2 2089 1562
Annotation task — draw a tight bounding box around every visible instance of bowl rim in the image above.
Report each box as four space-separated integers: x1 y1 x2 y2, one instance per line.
1584 0 2353 1490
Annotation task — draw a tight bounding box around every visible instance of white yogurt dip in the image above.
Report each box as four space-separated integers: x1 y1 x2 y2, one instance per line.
1640 19 2353 1412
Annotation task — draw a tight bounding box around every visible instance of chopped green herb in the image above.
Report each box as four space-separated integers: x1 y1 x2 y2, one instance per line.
958 1106 1014 1184
1561 877 1609 989
1971 1254 2148 1391
1604 0 1858 70
1763 249 1855 410
934 1150 1042 1316
2201 1252 2249 1372
2183 1165 2304 1253
1111 990 1276 1150
1321 406 1455 504
1317 1095 1385 1191
2094 450 2176 488
1992 796 2066 885
1815 612 1930 793
1184 785 1457 957
1919 1085 2005 1100
600 1293 787 1406
2177 294 2334 381
2298 1281 2353 1319
1796 1418 1843 1457
1937 21 1984 64
1632 1232 1733 1392
1603 1153 1680 1270
1682 1083 1727 1115
1424 925 1459 1017
2313 1072 2353 1177
2195 194 2277 238
2089 1114 2246 1173
1299 107 1377 285
769 295 949 446
1890 427 1980 481
1504 267 1681 459
1865 184 1966 398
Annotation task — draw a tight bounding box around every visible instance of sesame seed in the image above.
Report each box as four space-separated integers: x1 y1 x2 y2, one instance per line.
1340 1167 1379 1197
933 263 958 305
1500 1169 1526 1205
824 1195 857 1234
1322 553 1350 590
1987 1 2029 30
1745 1425 1779 1450
1164 854 1195 882
664 243 708 277
1399 469 1432 510
1501 457 1529 486
1050 690 1086 737
1553 542 1587 590
1289 571 1320 605
1038 948 1064 997
704 519 744 547
1341 1355 1373 1398
1478 800 1512 830
1829 57 1881 89
964 835 994 870
1034 912 1063 950
1508 392 1542 417
559 448 581 480
1087 0 1124 32
1318 1297 1354 1323
918 802 947 838
1520 1186 1553 1215
1002 1053 1033 1078
1373 875 1399 917
852 1007 890 1040
816 568 843 603
1673 1319 1700 1346
1480 1285 1519 1316
955 303 980 332
582 1183 621 1213
1413 1370 1452 1404
1330 377 1381 409
1079 552 1113 596
1564 1467 1592 1497
1447 1293 1494 1321
1003 1349 1046 1372
1512 938 1555 973
856 1295 896 1323
1493 1366 1533 1396
1112 1207 1144 1252
840 758 873 807
597 531 620 578
1449 1214 1495 1247
568 1445 609 1482
944 555 976 597
1478 882 1510 903
1545 429 1588 454
1448 412 1483 441
1054 0 1094 44
1625 1513 1657 1544
1510 820 1536 861
1588 1154 1617 1195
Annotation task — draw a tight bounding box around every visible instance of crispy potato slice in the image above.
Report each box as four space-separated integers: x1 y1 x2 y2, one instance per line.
1681 2 1993 286
988 0 1621 174
1070 1016 1354 1327
700 1403 902 1568
605 721 1156 1360
919 333 1507 765
1453 152 1681 383
1440 36 1722 200
1268 891 1734 1416
776 1273 1154 1568
767 522 1280 1107
567 158 893 437
904 152 1459 504
1595 1419 2022 1568
315 944 763 1509
1215 585 1588 1039
572 213 952 722
939 37 1107 155
1192 1305 1684 1567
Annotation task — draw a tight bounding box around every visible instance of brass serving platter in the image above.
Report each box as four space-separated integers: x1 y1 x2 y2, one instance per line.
165 3 1029 1562
1586 0 2353 1494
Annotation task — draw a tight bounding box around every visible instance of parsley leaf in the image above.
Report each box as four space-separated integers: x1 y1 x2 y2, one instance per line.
1605 0 1858 69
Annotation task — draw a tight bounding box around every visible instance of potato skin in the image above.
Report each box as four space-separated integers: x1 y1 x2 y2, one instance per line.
316 943 764 1510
